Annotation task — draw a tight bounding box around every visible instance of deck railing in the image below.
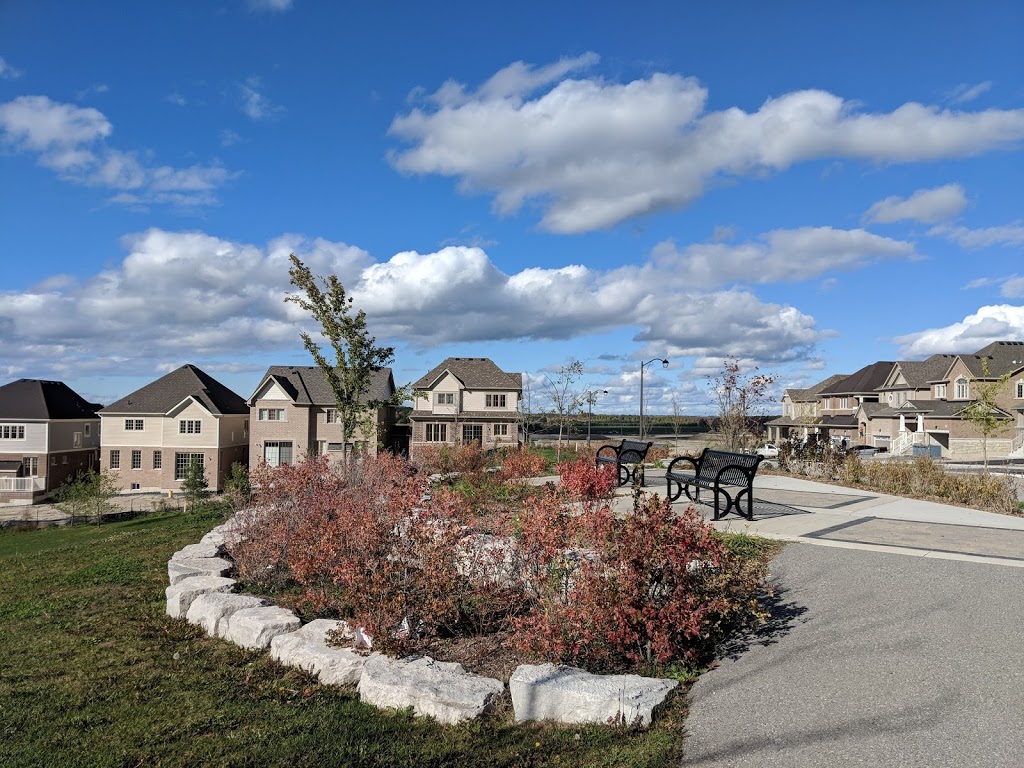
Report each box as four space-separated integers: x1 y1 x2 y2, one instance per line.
0 477 45 493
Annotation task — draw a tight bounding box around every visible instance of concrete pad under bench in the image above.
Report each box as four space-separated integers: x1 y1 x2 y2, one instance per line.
165 575 236 619
510 663 677 727
357 654 504 725
223 605 301 650
269 619 367 686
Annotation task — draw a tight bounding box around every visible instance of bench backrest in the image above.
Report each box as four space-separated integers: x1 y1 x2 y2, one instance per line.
698 448 761 485
618 440 653 464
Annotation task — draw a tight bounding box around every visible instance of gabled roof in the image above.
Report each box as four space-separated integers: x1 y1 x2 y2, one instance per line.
882 354 957 389
0 379 101 420
251 366 395 406
958 340 1024 378
872 399 1013 419
100 365 248 416
786 373 848 402
413 358 521 391
856 402 889 418
819 361 896 396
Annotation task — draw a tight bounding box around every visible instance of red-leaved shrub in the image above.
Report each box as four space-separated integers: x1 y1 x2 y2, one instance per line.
497 448 548 482
557 457 617 500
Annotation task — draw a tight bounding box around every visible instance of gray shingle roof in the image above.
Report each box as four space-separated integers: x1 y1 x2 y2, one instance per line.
888 354 958 388
413 358 521 391
100 365 248 415
819 361 896 396
786 374 848 402
256 366 395 406
871 399 1012 419
959 340 1024 378
0 379 100 420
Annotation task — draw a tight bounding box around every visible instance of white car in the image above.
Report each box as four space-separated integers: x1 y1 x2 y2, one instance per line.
755 443 779 459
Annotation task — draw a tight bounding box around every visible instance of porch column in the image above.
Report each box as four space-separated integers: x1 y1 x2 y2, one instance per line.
899 413 906 432
917 416 924 433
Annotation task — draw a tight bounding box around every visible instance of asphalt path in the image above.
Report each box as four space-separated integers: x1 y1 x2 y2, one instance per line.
682 543 1024 767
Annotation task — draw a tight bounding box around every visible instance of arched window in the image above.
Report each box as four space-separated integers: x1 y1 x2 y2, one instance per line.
955 377 969 399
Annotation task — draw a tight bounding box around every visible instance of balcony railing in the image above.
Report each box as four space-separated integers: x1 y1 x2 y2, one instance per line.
890 432 923 456
0 477 45 493
1011 429 1024 455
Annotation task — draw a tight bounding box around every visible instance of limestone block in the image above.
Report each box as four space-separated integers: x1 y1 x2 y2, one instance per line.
167 556 233 585
509 663 677 727
185 592 267 637
223 605 301 650
269 619 367 686
200 527 227 550
171 541 222 561
357 654 504 725
165 575 236 619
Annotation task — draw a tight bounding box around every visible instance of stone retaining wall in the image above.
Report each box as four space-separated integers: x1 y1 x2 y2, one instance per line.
165 515 677 727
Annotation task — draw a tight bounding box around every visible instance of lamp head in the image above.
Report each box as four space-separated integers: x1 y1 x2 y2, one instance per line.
661 359 669 369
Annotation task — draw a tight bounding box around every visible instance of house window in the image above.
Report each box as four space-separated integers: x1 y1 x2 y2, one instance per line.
84 424 91 437
153 451 162 470
179 419 202 434
485 394 507 408
125 419 144 431
62 455 68 464
463 425 483 443
935 383 946 399
175 452 205 480
494 424 509 436
425 423 447 442
73 432 82 448
325 408 337 424
110 450 121 470
839 397 849 409
263 441 292 467
435 393 454 405
955 377 969 399
23 457 38 476
51 456 57 466
259 408 285 421
1016 380 1023 399
131 450 142 470
0 425 26 440
327 442 344 452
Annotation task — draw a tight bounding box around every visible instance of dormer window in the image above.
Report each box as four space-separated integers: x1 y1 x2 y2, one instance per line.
955 377 969 399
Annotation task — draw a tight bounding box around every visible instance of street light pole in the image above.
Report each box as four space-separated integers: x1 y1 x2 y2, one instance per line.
585 389 608 445
639 358 669 439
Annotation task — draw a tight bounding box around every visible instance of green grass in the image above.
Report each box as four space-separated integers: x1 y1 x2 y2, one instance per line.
0 508 689 767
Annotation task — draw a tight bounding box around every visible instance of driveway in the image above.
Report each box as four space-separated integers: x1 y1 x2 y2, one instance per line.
682 544 1024 767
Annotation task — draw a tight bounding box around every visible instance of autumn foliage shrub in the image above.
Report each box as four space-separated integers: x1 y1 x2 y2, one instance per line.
557 457 617 500
497 447 548 482
414 441 491 476
513 494 767 673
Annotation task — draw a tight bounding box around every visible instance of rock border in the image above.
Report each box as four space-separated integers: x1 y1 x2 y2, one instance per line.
165 515 677 727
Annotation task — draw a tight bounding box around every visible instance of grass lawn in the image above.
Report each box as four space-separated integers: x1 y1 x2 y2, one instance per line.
0 508 696 767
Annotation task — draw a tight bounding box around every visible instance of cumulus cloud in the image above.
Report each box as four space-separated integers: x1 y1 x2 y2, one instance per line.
863 183 967 224
389 57 1024 233
240 76 285 121
928 221 1024 249
965 275 1024 299
0 95 233 207
893 305 1024 358
0 225 848 381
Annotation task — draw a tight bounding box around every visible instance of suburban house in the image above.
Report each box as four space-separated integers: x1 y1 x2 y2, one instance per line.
766 340 1024 459
408 357 522 460
248 365 399 466
98 365 250 493
766 373 846 443
0 379 101 504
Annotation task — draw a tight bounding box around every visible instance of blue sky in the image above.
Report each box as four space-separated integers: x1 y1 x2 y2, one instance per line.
1 1 1023 415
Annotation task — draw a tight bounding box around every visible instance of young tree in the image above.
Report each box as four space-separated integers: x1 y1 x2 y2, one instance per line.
960 360 1012 472
708 358 776 452
181 458 210 508
543 359 585 459
55 469 119 525
286 255 398 463
223 461 252 513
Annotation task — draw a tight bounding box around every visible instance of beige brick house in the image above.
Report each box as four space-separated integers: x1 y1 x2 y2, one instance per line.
408 357 521 460
0 379 101 504
98 365 249 493
247 366 399 466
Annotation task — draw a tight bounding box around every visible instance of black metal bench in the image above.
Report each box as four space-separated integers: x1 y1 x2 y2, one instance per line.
595 439 653 486
665 448 763 521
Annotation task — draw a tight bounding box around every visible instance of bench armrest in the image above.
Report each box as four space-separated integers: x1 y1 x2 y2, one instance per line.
595 444 620 460
712 460 761 485
666 455 699 474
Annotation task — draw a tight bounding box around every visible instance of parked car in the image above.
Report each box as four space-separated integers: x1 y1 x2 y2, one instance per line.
847 444 878 457
755 443 779 459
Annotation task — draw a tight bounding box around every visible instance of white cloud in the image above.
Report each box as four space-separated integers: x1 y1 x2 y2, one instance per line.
167 92 187 106
0 56 23 79
220 129 242 147
965 274 1024 299
928 222 1024 249
390 59 1024 233
947 81 992 105
247 0 293 11
240 76 285 121
0 95 233 207
0 226 836 381
863 184 967 224
893 305 1024 358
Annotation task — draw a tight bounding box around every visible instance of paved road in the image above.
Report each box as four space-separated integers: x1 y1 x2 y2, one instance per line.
682 543 1024 767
